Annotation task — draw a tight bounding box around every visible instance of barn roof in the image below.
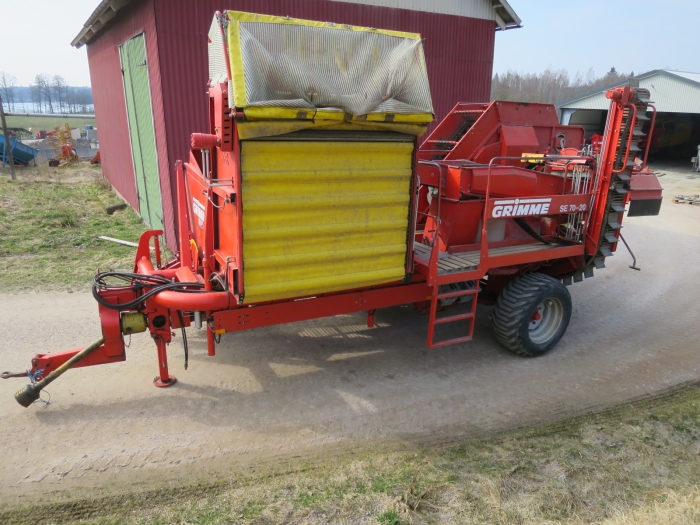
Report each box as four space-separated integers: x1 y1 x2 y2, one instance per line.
558 69 700 114
71 0 521 48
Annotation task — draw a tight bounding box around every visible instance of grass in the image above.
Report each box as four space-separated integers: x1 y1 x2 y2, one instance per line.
0 163 149 292
5 114 96 133
1 382 699 525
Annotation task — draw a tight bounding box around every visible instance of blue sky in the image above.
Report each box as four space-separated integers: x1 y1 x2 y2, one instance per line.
0 0 697 87
494 0 699 78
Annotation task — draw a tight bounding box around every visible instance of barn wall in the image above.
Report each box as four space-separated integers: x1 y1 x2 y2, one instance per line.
89 0 496 248
86 0 176 248
153 0 495 238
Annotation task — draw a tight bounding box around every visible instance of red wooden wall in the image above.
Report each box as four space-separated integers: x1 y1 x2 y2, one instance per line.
87 0 495 248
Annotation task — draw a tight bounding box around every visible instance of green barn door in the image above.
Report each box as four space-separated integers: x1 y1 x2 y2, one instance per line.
120 33 163 230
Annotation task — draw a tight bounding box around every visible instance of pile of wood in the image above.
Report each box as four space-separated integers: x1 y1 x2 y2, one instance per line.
672 195 700 206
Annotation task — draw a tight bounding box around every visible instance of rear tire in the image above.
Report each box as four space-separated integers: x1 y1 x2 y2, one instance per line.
492 273 571 357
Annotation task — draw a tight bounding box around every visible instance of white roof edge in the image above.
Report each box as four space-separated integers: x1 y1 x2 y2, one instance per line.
495 0 521 27
662 69 700 84
72 0 523 47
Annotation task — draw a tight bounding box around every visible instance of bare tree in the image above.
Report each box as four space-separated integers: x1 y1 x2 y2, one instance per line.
491 67 635 105
0 71 17 112
52 75 68 113
74 87 93 113
34 74 54 113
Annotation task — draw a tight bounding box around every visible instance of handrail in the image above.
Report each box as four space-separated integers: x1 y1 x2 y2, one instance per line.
417 154 593 277
612 103 637 173
481 155 593 261
642 104 657 167
417 161 446 285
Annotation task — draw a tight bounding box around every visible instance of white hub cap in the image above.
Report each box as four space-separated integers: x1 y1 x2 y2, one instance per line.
529 298 564 344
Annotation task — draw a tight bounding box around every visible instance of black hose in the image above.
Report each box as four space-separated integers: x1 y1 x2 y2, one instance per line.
177 310 188 370
92 271 208 311
513 218 552 245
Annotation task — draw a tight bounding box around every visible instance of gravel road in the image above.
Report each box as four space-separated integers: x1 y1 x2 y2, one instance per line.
1 163 698 506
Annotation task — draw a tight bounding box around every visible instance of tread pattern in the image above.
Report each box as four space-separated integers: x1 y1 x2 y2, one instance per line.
492 273 569 357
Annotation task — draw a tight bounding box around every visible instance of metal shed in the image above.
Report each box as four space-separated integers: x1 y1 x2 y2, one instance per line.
559 70 700 162
72 0 521 248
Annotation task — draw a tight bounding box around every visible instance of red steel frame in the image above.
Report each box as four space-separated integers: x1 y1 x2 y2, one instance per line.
15 85 661 388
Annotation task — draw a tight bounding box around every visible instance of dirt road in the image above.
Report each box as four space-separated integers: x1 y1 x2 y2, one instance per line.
1 163 698 506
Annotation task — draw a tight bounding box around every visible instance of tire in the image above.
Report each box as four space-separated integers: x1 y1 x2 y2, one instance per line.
492 273 572 357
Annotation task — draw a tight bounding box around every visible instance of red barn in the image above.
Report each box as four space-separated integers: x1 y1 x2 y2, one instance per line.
72 0 521 248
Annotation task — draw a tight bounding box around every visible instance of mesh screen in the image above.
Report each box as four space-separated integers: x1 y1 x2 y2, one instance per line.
237 21 433 116
208 16 228 86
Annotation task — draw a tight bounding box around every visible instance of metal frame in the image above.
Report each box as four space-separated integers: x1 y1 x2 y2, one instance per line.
7 77 663 397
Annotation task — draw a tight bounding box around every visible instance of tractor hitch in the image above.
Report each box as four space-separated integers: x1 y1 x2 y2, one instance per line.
13 336 106 408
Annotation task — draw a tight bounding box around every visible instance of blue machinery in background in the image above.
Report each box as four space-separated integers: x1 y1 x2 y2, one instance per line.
0 134 38 168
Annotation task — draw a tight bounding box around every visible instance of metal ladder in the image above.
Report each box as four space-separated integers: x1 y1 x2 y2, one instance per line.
427 282 479 348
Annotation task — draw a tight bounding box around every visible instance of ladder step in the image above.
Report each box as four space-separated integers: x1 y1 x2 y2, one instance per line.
629 144 642 152
635 114 650 121
599 246 613 257
605 233 619 243
437 287 477 300
613 185 629 194
429 335 473 348
616 172 631 181
434 312 475 325
633 129 645 136
608 221 622 229
610 204 625 212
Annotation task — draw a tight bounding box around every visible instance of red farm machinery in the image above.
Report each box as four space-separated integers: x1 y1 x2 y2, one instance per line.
8 11 663 407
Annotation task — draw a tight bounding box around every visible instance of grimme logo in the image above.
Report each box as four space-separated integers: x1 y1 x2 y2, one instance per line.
492 198 551 218
192 198 206 228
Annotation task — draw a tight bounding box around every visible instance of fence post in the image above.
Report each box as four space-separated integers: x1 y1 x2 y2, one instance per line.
0 94 16 180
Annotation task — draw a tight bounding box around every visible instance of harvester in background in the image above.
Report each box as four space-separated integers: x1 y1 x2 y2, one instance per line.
6 11 663 407
47 124 79 167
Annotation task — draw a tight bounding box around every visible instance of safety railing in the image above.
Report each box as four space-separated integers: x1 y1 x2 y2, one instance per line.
481 155 595 260
415 154 594 283
612 104 638 174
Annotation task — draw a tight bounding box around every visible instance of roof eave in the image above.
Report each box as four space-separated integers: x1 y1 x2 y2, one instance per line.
493 0 522 30
71 0 524 46
71 0 133 48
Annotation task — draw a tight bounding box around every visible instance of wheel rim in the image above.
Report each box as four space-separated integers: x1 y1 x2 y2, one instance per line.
528 297 564 344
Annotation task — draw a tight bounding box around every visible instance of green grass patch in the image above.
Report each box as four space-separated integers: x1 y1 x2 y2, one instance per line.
5 114 96 132
377 509 403 524
2 383 699 524
0 164 148 291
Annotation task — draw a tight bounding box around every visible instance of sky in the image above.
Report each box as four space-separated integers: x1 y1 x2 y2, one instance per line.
0 0 97 86
0 0 698 87
494 0 699 78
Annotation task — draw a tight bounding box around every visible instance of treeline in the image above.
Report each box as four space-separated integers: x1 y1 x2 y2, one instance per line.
491 67 635 105
0 72 93 114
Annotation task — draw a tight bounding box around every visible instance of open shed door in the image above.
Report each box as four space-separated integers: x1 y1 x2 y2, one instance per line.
120 33 163 230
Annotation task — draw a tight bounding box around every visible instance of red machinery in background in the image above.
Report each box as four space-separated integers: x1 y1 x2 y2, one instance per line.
6 12 662 407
